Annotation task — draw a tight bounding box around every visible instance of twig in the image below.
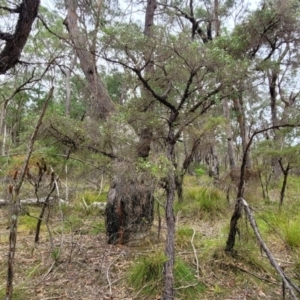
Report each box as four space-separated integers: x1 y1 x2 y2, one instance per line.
106 249 126 296
5 87 53 300
34 261 56 286
190 228 200 280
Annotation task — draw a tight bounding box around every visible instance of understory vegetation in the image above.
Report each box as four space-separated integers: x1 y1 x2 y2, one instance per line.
0 159 300 299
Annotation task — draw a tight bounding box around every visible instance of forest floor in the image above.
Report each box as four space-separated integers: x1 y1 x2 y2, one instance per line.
0 177 299 300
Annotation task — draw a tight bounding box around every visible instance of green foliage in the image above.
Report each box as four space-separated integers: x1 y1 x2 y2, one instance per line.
176 226 201 249
51 247 61 262
283 218 300 248
127 251 166 296
105 71 124 103
80 190 107 205
126 251 205 298
18 214 42 234
175 186 227 219
90 220 106 235
58 215 85 233
195 167 206 177
257 205 300 249
0 286 30 300
137 155 173 179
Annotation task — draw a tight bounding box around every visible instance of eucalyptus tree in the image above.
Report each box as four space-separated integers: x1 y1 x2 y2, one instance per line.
102 6 250 296
225 0 300 253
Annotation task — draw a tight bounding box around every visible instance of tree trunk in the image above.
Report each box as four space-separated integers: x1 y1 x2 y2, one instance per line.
162 139 176 300
63 0 114 121
223 98 236 171
136 0 157 158
105 0 157 245
175 173 184 202
105 173 154 245
232 93 251 169
0 0 40 74
278 158 290 207
268 70 281 178
206 145 220 183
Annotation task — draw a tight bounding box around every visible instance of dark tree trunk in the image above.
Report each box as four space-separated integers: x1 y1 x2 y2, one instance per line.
278 158 290 207
175 173 184 203
0 0 40 74
225 197 243 252
105 174 154 245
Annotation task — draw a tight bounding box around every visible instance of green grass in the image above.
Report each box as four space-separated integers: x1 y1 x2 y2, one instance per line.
90 220 106 235
0 286 31 299
257 208 300 249
126 250 205 299
18 214 45 234
175 186 227 219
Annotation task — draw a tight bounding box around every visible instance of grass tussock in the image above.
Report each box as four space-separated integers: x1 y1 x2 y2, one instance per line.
126 250 205 299
18 214 46 234
175 186 227 219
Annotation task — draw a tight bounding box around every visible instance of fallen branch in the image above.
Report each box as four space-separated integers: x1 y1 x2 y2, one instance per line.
242 198 300 299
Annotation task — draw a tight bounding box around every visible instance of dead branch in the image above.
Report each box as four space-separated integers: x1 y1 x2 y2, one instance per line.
242 198 300 299
5 86 53 300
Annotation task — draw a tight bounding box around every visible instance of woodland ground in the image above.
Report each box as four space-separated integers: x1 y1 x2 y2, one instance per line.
0 174 299 300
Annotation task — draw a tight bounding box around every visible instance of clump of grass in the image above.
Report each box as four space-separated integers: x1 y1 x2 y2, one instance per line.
126 250 205 299
127 251 166 296
0 286 31 299
18 214 44 234
258 209 300 249
283 218 300 249
176 227 201 249
175 186 227 219
174 259 206 298
80 190 107 205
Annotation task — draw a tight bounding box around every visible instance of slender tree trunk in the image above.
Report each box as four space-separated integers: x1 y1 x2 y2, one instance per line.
0 103 8 155
232 93 251 169
5 88 52 300
137 0 157 158
64 55 76 116
268 70 281 178
163 137 176 300
175 173 184 202
278 158 290 207
223 98 236 171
